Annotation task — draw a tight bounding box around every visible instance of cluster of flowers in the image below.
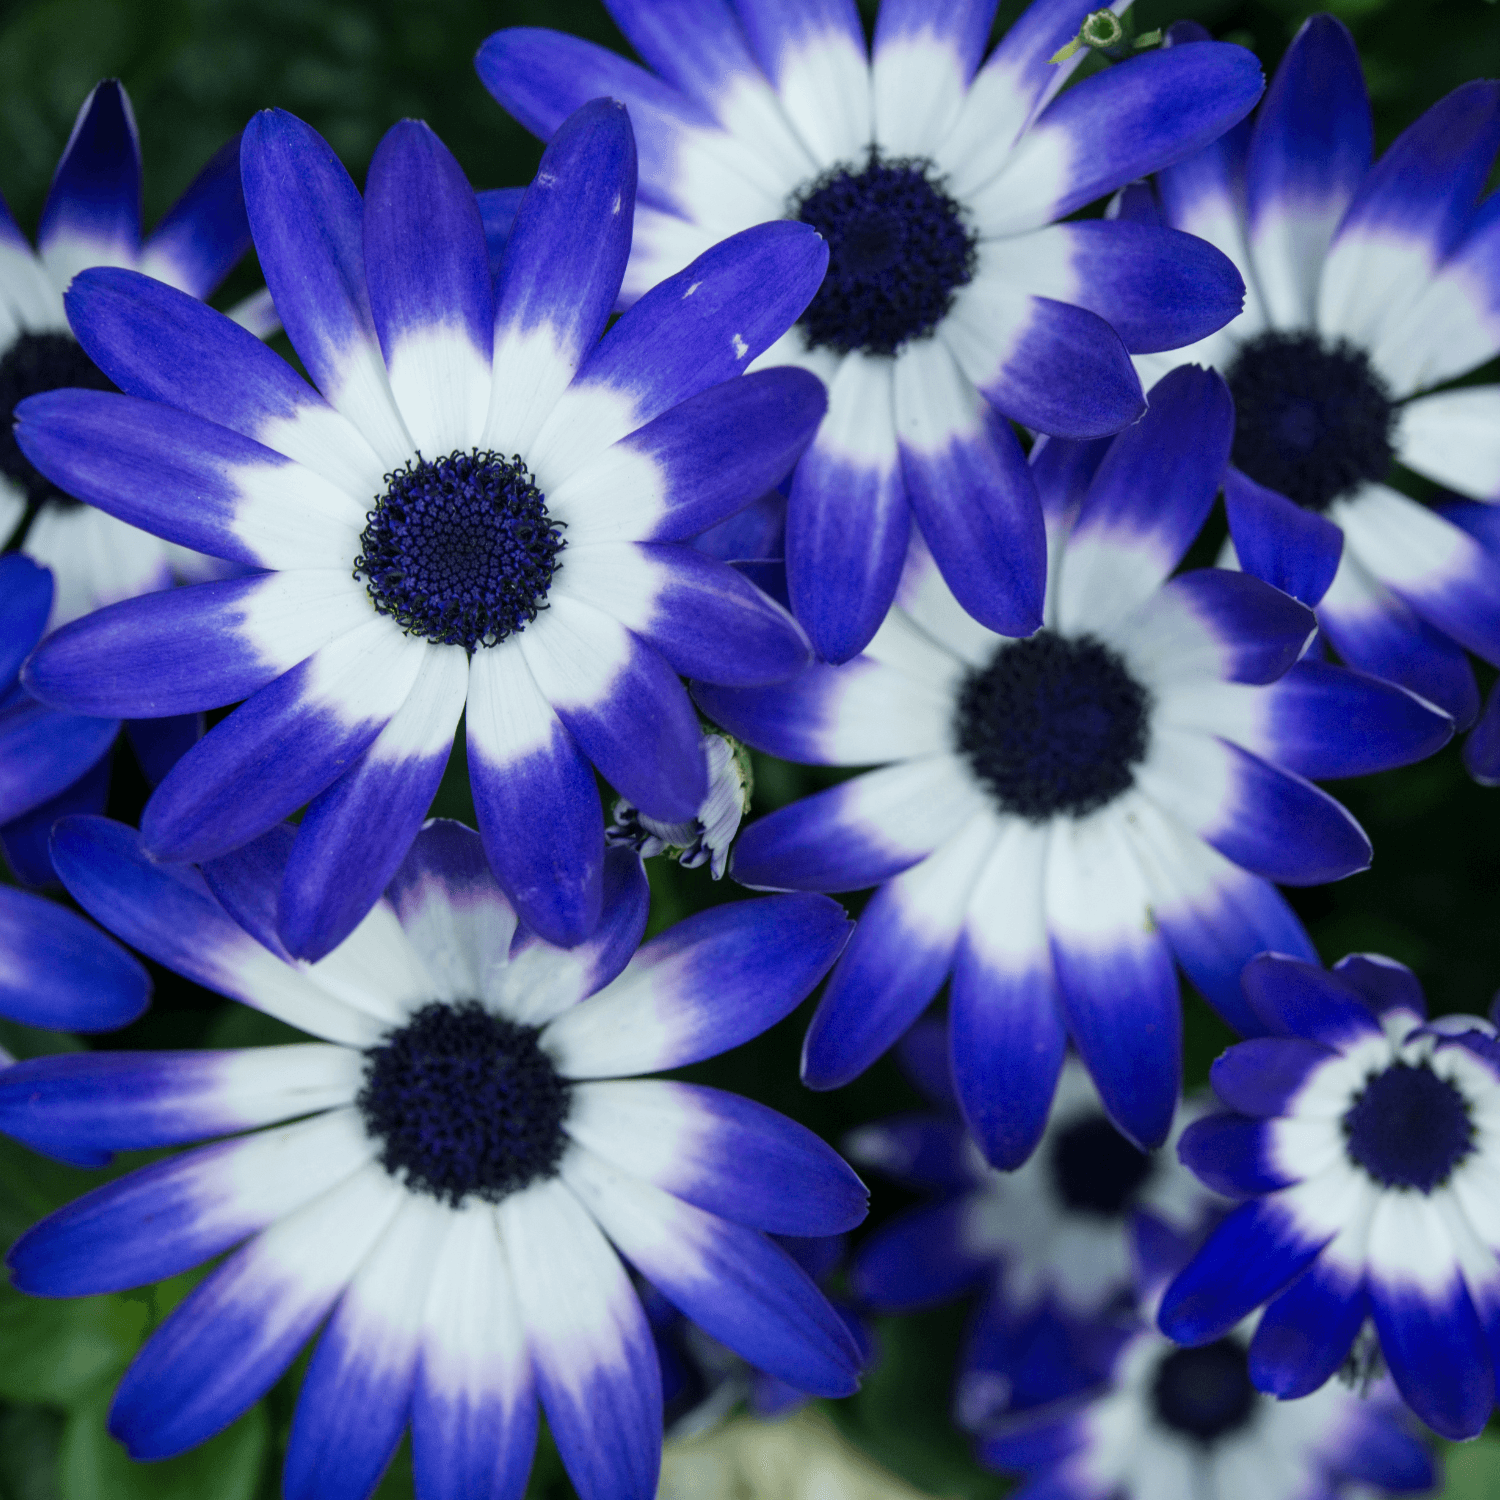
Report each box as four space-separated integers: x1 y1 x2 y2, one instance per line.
1 1 1498 1497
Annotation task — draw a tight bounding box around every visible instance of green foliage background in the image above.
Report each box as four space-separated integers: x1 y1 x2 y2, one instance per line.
1 0 1498 1495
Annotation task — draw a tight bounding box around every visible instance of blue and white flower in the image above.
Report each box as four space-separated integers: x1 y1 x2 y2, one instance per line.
0 79 266 629
1130 17 1500 775
18 101 825 961
607 725 752 879
478 0 1263 662
698 365 1453 1169
984 1221 1437 1500
2 814 865 1500
848 1056 1218 1423
1160 952 1500 1441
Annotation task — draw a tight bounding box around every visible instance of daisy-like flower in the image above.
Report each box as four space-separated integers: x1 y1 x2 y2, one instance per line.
697 365 1453 1169
1159 953 1500 1441
2 814 865 1500
1130 17 1500 772
607 725 753 879
0 79 265 629
478 0 1263 662
848 1055 1218 1423
18 101 826 961
984 1220 1437 1500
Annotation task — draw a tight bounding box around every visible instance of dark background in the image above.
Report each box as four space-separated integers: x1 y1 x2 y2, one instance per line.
1 0 1498 1495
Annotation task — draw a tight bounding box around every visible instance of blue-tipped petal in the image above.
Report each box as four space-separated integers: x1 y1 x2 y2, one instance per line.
1467 679 1500 784
488 97 636 450
785 356 910 665
949 285 1144 441
1244 15 1371 327
1158 1198 1331 1345
140 622 422 864
999 44 1266 227
895 339 1045 639
950 935 1066 1170
1057 366 1232 630
126 714 202 788
476 186 524 284
0 884 149 1032
1249 1255 1366 1398
37 80 141 275
240 109 407 455
24 573 372 720
1176 1114 1294 1197
138 134 252 300
1238 953 1383 1045
364 120 493 457
1210 1037 1340 1117
541 893 851 1079
1224 466 1344 607
1252 660 1453 780
109 1169 400 1461
0 554 52 687
566 1079 867 1236
0 750 111 888
0 697 118 824
467 644 604 948
1369 1263 1496 1441
565 1150 862 1397
558 367 826 547
13 389 361 573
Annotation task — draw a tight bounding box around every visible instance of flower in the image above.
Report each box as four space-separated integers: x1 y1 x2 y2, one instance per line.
0 79 266 629
607 726 753 878
1130 17 1500 775
697 365 1453 1169
983 1219 1437 1500
847 1052 1219 1424
1159 952 1500 1441
3 814 866 1500
18 101 826 961
478 0 1264 661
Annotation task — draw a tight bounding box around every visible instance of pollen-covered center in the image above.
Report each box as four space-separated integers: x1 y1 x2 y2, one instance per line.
357 1000 571 1207
955 631 1152 821
354 448 565 651
793 153 976 356
1049 1113 1155 1217
1152 1340 1257 1443
0 331 115 511
1225 330 1396 512
1342 1060 1474 1193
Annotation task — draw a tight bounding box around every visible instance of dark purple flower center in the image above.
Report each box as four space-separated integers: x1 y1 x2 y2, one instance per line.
1152 1340 1257 1443
1049 1113 1155 1217
1342 1060 1474 1192
955 631 1152 820
793 153 976 356
358 1000 570 1207
0 331 114 524
1225 330 1396 512
354 448 566 651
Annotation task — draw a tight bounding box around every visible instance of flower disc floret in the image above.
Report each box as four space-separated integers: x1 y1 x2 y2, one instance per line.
1342 1059 1474 1192
354 448 566 652
0 332 115 510
1224 331 1396 512
357 999 570 1207
1050 1114 1154 1217
1150 1340 1257 1442
955 631 1152 821
793 154 976 357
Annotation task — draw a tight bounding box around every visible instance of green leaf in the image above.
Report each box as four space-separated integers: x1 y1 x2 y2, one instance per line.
57 1383 268 1500
1441 1435 1500 1498
0 1285 149 1409
0 1405 65 1500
